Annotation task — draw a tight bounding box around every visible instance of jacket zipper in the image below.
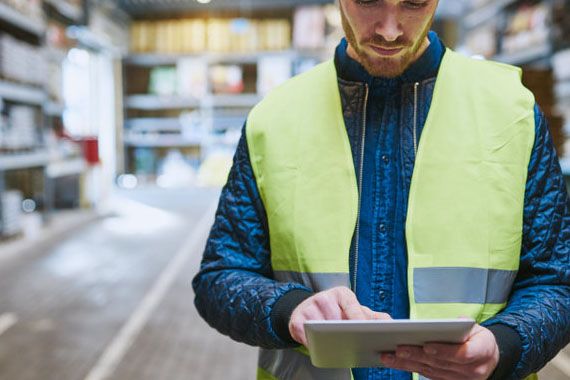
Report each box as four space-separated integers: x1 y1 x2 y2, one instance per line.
413 82 419 156
353 84 369 294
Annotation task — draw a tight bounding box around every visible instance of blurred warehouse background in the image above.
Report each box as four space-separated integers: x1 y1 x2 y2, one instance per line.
0 0 568 379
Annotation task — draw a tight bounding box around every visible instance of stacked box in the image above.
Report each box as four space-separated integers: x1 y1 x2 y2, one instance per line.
207 19 231 53
1 105 39 151
0 0 43 24
1 190 23 237
130 18 291 54
258 20 291 51
180 20 207 53
0 34 47 86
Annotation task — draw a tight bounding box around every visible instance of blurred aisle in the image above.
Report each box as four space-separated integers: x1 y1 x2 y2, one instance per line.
0 187 256 380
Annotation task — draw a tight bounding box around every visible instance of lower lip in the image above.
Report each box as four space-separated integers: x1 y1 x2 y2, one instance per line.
370 46 403 56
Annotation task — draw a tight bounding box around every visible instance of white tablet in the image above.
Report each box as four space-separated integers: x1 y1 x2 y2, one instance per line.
304 319 475 368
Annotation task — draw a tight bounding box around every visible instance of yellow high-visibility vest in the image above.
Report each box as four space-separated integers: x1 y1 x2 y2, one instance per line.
247 49 536 380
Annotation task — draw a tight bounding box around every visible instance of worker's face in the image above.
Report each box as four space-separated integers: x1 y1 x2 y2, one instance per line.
340 0 438 77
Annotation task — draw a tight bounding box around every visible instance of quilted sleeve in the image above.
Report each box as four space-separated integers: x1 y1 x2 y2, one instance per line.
482 105 570 378
192 125 312 349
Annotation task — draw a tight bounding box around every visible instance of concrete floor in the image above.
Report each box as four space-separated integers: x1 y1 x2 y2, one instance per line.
0 188 257 380
0 187 567 380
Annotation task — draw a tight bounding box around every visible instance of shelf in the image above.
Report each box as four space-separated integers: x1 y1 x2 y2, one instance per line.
124 50 324 67
0 151 49 171
47 158 86 178
464 0 517 30
125 94 261 110
208 94 262 108
0 3 46 37
0 80 47 106
125 95 201 110
44 102 66 117
124 135 202 148
119 0 333 16
492 44 551 66
45 0 83 23
125 118 182 132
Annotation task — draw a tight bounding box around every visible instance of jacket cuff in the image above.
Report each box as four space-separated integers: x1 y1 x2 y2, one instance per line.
270 289 314 344
487 324 523 380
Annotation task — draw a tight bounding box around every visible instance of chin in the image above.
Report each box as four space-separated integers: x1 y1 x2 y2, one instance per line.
362 58 408 78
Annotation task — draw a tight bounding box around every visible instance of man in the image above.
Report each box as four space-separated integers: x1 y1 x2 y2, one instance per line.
193 0 570 379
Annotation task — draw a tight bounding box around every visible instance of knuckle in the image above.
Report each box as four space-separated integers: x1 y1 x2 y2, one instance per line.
472 365 488 377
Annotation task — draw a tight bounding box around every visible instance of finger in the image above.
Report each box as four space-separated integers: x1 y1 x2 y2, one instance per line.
361 306 374 319
336 289 367 320
423 326 496 365
289 304 324 345
313 294 343 320
395 346 466 376
380 353 439 379
381 352 467 380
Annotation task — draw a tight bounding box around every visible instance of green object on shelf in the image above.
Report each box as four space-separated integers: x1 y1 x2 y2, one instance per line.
134 148 156 175
148 67 178 96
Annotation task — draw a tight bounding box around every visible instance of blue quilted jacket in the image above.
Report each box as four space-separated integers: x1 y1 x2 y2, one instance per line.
193 36 570 379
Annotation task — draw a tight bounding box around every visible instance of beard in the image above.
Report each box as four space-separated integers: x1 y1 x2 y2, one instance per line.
341 9 433 78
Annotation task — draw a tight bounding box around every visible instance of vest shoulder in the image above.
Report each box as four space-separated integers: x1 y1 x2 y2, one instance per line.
445 50 534 108
250 60 336 118
446 50 523 80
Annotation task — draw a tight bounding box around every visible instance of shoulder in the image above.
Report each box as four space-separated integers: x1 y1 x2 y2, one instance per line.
446 49 522 78
250 60 337 119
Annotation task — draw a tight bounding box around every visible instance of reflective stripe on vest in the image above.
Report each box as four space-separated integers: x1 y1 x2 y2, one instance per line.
258 349 350 380
274 271 350 291
247 49 535 380
414 267 517 304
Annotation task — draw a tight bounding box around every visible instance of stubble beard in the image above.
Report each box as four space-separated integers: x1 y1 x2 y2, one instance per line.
341 9 433 78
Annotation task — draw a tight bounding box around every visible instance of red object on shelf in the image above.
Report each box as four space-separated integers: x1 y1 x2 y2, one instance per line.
77 137 100 165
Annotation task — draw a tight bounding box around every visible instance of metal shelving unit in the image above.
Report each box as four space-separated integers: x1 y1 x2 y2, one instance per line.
0 151 50 171
125 118 182 131
118 0 332 15
124 50 315 67
45 46 68 62
46 158 86 179
43 102 66 117
208 94 262 108
44 0 84 23
126 94 261 110
463 0 518 30
125 95 201 110
124 135 202 148
492 44 552 66
0 2 46 36
0 80 47 106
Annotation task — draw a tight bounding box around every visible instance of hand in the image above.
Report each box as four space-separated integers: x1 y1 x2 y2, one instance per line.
380 324 499 380
288 286 391 346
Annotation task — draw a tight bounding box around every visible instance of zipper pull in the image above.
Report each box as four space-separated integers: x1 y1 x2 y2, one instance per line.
413 82 419 157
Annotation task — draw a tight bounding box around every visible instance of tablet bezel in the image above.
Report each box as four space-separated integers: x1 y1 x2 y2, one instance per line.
304 319 476 369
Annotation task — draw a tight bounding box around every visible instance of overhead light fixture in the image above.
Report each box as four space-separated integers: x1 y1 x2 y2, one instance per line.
196 0 211 3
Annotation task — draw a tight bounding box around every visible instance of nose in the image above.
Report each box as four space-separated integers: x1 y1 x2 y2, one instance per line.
374 10 403 42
